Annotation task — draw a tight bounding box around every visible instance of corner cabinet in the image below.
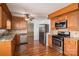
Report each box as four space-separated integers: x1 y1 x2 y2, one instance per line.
0 7 4 28
64 38 79 56
0 34 20 56
0 6 11 29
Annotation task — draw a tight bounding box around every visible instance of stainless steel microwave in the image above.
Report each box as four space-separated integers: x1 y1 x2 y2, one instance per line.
55 20 67 29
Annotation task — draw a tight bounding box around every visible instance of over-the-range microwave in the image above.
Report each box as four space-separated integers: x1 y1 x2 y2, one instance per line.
55 20 67 29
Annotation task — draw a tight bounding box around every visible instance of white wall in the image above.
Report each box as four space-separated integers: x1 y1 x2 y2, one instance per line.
31 19 50 40
27 23 34 32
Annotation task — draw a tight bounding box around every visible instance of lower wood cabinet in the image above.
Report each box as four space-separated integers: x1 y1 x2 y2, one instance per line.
48 34 52 47
64 38 79 56
15 34 20 46
0 34 20 56
0 41 13 56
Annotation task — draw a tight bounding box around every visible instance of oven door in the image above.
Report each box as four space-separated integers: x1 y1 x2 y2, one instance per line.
52 38 61 47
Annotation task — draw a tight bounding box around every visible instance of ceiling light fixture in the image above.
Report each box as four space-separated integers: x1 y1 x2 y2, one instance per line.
25 18 29 21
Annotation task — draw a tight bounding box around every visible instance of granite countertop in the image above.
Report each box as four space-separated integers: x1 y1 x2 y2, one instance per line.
0 34 16 41
64 37 79 40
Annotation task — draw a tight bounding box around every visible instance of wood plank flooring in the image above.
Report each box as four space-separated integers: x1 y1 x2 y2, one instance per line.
15 37 62 56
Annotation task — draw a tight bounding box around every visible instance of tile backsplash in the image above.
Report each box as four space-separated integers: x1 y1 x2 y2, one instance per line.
70 31 79 38
51 30 58 35
51 30 79 38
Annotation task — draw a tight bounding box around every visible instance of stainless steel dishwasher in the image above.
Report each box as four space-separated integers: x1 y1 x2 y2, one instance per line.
20 33 28 44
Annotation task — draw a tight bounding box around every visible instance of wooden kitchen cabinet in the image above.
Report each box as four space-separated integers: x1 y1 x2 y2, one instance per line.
2 10 11 29
57 15 66 21
2 11 7 28
6 19 11 29
0 7 6 28
50 11 79 30
0 41 13 56
0 37 16 56
48 4 79 30
0 7 2 28
0 34 20 56
0 4 12 29
64 38 79 56
56 11 79 28
11 37 16 56
67 11 78 28
15 34 20 46
12 16 27 29
48 34 52 47
51 18 57 30
0 9 7 29
48 4 79 20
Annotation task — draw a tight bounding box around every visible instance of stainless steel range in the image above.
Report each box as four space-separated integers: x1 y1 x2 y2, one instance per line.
52 31 70 54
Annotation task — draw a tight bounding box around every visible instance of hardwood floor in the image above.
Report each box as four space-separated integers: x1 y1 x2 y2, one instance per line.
15 37 62 56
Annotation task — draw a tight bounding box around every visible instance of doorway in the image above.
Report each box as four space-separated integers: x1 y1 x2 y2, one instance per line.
27 22 34 43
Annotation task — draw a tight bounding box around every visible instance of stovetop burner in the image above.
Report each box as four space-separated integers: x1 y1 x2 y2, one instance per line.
52 35 64 41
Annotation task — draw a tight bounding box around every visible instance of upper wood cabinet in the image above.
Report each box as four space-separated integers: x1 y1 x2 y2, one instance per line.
58 11 79 28
12 16 27 30
48 4 79 30
67 13 77 28
0 3 12 20
48 4 79 19
50 10 79 30
51 19 56 30
2 11 7 28
0 7 2 28
0 7 6 29
0 4 12 29
0 8 11 29
6 19 11 29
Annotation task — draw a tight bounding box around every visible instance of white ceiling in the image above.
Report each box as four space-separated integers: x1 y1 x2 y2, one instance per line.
7 3 71 19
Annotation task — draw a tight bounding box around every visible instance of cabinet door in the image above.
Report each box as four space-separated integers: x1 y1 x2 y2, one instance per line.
2 11 7 28
48 34 52 47
15 34 20 46
0 7 2 28
64 39 70 55
6 19 11 29
69 39 77 56
64 39 78 56
51 18 56 30
0 41 12 56
11 39 15 56
12 16 27 29
58 15 65 21
76 11 79 29
67 12 78 28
